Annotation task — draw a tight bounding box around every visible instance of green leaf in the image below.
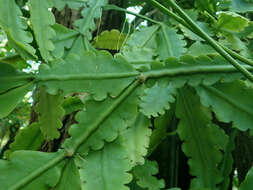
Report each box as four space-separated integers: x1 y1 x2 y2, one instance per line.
62 96 84 115
121 25 159 64
79 142 132 190
239 167 253 190
52 24 79 59
38 51 138 100
133 160 165 190
29 0 56 62
4 123 44 158
148 110 174 155
176 87 226 189
0 82 34 119
156 24 186 59
216 12 249 33
35 88 65 140
219 130 237 190
179 22 213 41
74 0 107 39
65 86 139 156
54 159 82 190
187 42 218 57
123 25 159 50
0 150 63 189
93 30 127 50
0 0 37 60
53 0 86 10
140 83 176 118
0 63 33 94
196 81 253 131
194 0 218 13
230 0 253 13
119 113 151 166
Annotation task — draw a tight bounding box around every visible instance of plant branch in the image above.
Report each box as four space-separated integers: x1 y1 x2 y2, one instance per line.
36 72 140 81
144 64 253 79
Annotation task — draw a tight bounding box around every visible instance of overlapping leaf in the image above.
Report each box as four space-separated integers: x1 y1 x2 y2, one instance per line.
176 87 228 189
196 80 253 131
219 130 237 190
140 83 176 118
79 142 132 190
156 24 186 59
74 0 107 39
0 63 33 93
29 0 56 62
38 51 138 100
119 113 151 166
0 150 64 189
148 110 174 154
0 0 36 60
0 82 34 119
133 160 165 190
216 12 249 33
35 88 65 140
93 30 127 50
51 24 79 58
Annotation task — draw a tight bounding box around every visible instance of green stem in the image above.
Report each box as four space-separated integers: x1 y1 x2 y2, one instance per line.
36 72 139 81
145 0 189 27
144 64 253 79
35 65 253 83
164 0 253 82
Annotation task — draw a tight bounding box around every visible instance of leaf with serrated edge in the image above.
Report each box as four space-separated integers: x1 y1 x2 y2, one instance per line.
79 142 132 190
140 83 176 118
29 0 56 61
35 88 65 140
196 80 253 131
217 12 249 33
176 87 226 189
156 24 186 59
93 30 127 50
133 160 165 190
119 113 152 166
0 0 36 60
38 51 137 100
64 86 139 156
